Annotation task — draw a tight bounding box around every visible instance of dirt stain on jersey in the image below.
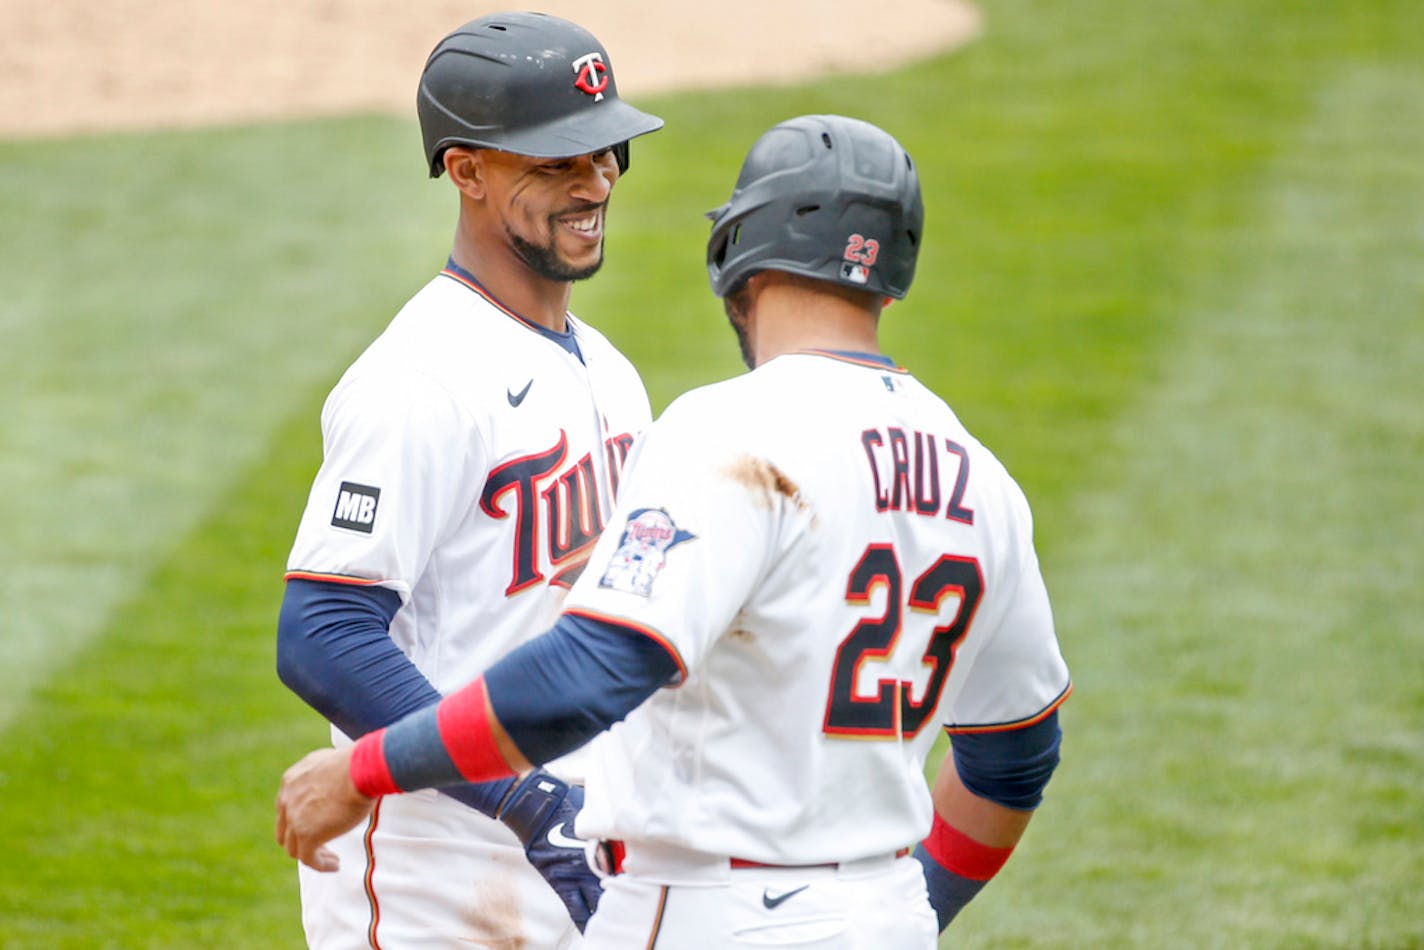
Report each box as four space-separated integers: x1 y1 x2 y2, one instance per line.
723 454 807 511
461 875 526 949
724 607 757 644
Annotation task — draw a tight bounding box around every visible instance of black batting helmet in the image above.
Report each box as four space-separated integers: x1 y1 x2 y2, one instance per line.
706 115 923 300
417 12 663 177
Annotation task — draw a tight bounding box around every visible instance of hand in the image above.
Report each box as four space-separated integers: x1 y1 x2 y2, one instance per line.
497 770 604 932
275 747 375 871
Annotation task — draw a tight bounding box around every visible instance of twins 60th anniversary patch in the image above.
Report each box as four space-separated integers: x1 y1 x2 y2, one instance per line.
331 481 381 533
598 507 695 597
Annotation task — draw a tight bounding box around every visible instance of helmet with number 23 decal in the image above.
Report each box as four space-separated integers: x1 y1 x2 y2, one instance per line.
705 114 924 301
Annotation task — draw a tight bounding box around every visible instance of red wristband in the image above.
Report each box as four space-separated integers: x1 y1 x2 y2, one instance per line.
921 814 1014 882
349 729 399 798
437 677 517 783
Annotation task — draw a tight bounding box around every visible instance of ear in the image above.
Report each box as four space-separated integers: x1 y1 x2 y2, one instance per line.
444 148 487 200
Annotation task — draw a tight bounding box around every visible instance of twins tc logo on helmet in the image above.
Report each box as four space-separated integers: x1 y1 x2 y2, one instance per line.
599 507 695 597
572 53 609 101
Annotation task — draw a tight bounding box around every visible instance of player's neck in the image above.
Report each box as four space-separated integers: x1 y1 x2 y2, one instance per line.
449 237 572 333
750 281 882 367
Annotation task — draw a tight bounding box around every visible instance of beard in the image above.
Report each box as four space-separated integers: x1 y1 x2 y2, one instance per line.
723 283 756 370
507 217 604 283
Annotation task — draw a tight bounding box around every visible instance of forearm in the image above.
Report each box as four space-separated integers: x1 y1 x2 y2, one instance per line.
915 711 1062 931
275 578 514 814
350 613 680 795
914 766 1031 932
932 756 1033 847
916 758 1030 903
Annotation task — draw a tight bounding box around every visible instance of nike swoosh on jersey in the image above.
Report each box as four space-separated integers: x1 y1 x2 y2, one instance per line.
546 822 584 850
762 885 810 910
507 379 534 407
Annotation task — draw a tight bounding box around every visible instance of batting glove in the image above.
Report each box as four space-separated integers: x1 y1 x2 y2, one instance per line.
496 769 603 932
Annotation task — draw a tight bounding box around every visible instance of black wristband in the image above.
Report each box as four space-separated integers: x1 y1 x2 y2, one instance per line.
496 769 571 846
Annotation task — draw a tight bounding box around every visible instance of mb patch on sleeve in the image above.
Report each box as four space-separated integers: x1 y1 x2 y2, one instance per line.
331 481 381 533
598 507 695 597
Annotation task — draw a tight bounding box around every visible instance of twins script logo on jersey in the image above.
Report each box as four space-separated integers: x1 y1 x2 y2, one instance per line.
331 481 381 533
572 53 609 101
598 507 695 597
481 429 637 595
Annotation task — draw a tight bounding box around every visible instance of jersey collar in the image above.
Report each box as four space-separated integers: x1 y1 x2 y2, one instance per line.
795 348 906 373
440 258 583 362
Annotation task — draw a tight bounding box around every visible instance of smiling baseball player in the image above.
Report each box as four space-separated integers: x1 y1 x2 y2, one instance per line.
277 115 1071 948
274 12 661 948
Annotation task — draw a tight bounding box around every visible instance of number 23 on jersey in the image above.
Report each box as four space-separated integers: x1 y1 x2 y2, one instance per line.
823 545 984 740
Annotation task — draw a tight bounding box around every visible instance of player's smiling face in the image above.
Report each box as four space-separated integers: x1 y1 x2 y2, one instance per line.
484 148 620 282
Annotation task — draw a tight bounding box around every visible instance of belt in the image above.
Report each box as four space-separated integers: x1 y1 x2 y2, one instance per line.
609 840 911 881
729 847 911 871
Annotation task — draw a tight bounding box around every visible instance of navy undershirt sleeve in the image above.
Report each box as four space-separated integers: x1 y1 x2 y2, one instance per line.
949 711 1063 810
484 613 682 767
275 577 513 814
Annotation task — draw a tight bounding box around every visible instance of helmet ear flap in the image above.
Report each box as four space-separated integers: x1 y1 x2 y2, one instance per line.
705 206 747 291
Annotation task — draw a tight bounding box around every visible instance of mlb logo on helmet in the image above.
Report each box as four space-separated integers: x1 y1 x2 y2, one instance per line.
841 262 871 285
572 53 609 101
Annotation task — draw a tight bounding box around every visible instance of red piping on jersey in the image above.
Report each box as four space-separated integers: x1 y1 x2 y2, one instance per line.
562 607 689 684
440 266 572 336
943 682 1073 735
644 886 669 950
284 570 387 587
363 797 384 949
795 348 908 373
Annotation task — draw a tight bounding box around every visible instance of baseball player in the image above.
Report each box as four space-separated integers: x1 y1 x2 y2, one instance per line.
277 115 1071 948
274 12 661 948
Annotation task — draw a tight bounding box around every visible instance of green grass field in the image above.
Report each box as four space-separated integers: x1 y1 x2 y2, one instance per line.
2 1 1420 946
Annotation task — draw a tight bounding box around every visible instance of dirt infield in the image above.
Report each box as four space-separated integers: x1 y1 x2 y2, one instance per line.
0 1 979 138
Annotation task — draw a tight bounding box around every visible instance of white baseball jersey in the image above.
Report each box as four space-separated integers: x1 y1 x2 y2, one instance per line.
564 350 1070 866
286 265 649 948
287 267 650 699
